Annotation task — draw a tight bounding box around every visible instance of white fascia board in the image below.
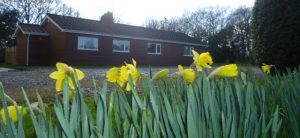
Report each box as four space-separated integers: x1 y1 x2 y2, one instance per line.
41 15 65 31
23 32 49 36
64 29 207 47
14 24 49 36
13 26 21 36
13 26 25 36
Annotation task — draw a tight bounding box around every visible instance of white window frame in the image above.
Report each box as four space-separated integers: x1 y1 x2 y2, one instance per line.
184 46 194 56
147 43 161 55
112 39 130 53
77 36 99 51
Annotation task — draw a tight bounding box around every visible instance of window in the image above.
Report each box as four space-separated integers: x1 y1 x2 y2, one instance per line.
147 43 161 54
113 39 130 52
78 36 98 51
184 46 194 56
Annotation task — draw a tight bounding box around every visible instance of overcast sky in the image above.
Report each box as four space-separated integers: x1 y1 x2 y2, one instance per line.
62 0 255 25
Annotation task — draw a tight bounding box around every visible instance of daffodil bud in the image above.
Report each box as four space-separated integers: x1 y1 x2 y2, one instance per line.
177 65 196 84
241 72 247 85
152 69 169 81
208 64 238 79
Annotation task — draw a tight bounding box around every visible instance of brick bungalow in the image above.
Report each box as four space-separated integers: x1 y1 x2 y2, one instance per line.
10 14 207 66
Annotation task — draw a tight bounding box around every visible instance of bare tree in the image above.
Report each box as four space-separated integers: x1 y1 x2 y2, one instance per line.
145 17 181 32
189 7 229 43
3 0 79 24
144 7 228 44
143 6 253 63
226 7 252 62
145 19 160 29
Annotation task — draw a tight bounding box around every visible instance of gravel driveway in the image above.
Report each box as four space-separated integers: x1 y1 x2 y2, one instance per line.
0 67 179 91
0 66 262 93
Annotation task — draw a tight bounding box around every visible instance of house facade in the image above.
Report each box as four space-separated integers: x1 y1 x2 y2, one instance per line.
9 14 207 66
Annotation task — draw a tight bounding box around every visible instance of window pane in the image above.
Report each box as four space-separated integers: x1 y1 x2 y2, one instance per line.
184 46 193 56
148 43 161 54
125 45 129 51
184 47 190 55
148 44 156 53
190 47 194 55
113 40 130 52
78 36 98 50
85 40 94 49
156 45 161 53
113 43 124 51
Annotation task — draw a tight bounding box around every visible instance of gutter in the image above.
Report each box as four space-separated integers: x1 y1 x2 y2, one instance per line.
26 34 30 66
63 29 207 47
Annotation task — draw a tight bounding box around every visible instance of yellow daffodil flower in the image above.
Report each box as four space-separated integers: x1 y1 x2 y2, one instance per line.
125 59 140 83
106 66 127 87
208 64 238 78
1 106 28 124
192 50 213 72
106 67 120 83
152 69 170 81
49 62 85 91
125 60 141 91
261 63 274 74
177 65 196 84
106 59 140 91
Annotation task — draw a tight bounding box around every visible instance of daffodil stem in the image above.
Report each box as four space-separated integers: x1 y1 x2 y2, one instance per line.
4 93 17 106
189 61 196 69
70 70 80 92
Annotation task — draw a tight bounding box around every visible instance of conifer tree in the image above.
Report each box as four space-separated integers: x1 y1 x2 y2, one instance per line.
252 0 300 70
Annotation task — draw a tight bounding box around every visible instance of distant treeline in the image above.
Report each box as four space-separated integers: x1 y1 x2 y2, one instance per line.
145 6 252 63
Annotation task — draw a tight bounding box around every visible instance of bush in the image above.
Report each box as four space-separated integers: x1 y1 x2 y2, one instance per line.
252 0 300 70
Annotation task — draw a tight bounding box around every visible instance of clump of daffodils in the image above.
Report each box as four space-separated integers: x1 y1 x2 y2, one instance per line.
49 52 240 93
106 59 140 91
174 50 212 83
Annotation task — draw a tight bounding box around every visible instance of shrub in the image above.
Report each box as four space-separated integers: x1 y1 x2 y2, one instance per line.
252 0 300 70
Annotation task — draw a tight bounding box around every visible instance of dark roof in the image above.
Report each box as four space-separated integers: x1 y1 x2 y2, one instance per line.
17 23 48 35
46 14 205 46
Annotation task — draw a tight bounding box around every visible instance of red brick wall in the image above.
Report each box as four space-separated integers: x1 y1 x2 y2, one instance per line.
37 20 206 66
63 33 205 66
14 32 50 65
43 20 66 65
28 36 50 65
16 33 27 65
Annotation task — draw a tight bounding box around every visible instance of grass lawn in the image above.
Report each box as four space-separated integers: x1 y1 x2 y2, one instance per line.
0 63 52 70
4 77 105 104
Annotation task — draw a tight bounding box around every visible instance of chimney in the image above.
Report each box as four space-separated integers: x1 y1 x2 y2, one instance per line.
100 12 114 23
